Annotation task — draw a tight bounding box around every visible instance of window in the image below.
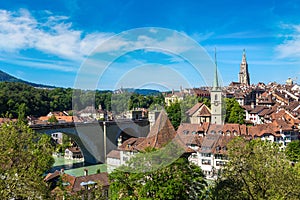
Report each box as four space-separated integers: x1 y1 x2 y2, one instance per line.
215 94 218 100
215 154 223 159
202 153 211 157
216 161 226 166
202 159 211 165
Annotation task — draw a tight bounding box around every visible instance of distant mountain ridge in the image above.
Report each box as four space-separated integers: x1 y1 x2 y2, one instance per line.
0 70 56 88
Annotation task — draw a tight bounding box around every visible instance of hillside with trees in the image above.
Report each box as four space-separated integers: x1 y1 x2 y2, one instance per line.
0 82 165 118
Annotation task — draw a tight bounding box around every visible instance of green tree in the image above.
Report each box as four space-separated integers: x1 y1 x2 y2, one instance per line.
109 146 207 200
211 137 300 200
0 122 54 199
17 103 27 123
285 140 300 162
225 98 245 124
166 101 181 130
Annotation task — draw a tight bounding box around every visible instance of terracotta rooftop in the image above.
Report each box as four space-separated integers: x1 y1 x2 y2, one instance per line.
198 105 211 116
200 134 221 153
136 110 177 151
249 106 268 114
106 149 120 159
62 172 109 193
118 137 145 151
126 111 196 154
177 123 204 146
66 147 82 153
213 135 235 155
44 170 61 182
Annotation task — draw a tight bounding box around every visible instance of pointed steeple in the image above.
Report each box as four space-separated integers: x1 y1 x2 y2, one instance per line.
211 48 224 125
242 49 247 63
239 49 250 85
213 48 219 90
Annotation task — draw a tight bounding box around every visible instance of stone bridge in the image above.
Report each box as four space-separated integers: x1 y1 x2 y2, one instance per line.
30 120 149 164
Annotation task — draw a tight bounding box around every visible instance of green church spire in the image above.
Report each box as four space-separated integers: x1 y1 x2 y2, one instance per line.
213 48 219 89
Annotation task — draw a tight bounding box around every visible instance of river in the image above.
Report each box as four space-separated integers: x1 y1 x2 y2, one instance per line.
48 156 107 177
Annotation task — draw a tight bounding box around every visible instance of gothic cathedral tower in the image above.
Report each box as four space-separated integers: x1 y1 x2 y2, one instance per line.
211 50 224 125
239 49 250 85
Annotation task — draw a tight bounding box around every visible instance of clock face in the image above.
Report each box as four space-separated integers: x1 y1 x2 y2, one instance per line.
214 101 219 106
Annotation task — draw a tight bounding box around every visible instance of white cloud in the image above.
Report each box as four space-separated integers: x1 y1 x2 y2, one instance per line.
0 9 112 62
275 24 300 60
0 10 215 77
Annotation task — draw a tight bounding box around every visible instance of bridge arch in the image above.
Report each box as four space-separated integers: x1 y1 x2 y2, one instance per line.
31 120 149 164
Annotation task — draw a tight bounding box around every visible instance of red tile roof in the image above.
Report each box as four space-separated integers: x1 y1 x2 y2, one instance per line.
62 172 109 193
136 111 177 150
106 150 120 159
177 123 204 146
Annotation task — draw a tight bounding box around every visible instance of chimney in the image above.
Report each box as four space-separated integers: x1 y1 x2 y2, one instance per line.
84 168 88 176
118 135 122 147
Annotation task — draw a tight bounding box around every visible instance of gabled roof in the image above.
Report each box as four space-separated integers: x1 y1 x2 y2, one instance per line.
107 150 120 159
200 133 221 153
44 170 61 182
249 106 268 114
133 111 195 154
118 137 145 151
62 172 109 193
177 123 204 146
198 105 211 116
186 103 204 116
136 111 177 150
213 135 235 155
247 124 282 137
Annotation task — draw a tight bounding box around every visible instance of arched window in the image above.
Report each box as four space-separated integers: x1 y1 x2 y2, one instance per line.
215 94 218 101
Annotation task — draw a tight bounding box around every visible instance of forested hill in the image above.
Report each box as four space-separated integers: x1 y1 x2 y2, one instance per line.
0 70 56 88
0 82 165 118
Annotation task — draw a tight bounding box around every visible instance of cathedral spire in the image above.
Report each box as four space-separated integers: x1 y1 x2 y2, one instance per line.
239 49 250 85
242 49 247 63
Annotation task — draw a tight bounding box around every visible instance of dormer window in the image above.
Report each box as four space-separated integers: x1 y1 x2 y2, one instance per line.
183 130 189 135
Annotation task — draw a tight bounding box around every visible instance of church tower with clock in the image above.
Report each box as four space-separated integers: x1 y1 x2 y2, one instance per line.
210 50 224 125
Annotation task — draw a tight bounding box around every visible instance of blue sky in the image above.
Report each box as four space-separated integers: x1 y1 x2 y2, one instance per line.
0 0 300 90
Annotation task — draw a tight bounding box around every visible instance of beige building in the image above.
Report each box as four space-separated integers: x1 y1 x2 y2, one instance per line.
186 103 211 124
